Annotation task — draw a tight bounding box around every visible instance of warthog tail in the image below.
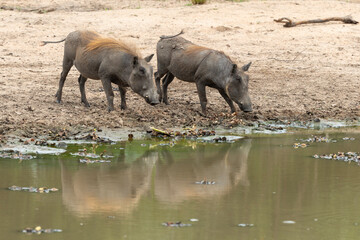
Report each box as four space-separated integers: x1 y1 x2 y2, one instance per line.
160 30 184 39
40 38 66 46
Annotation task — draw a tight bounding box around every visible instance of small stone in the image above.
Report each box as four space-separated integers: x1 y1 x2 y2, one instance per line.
282 220 296 224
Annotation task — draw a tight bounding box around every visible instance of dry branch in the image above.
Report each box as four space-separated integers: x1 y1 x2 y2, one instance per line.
274 16 358 27
0 5 56 14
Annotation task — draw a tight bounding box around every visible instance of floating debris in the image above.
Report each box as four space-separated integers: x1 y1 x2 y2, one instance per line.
71 149 113 159
195 180 215 185
303 136 331 143
0 152 35 160
75 129 113 143
149 126 215 139
162 222 192 227
22 226 62 234
213 136 227 142
79 159 111 164
8 186 59 193
238 223 254 227
128 134 134 141
343 137 355 141
199 135 243 143
313 152 360 164
190 218 199 222
293 143 308 148
282 220 296 224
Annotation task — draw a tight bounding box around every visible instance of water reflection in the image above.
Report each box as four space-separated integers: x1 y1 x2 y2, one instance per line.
60 139 252 216
154 139 252 203
60 151 157 216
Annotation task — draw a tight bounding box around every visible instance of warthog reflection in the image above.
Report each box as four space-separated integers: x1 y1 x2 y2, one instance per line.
60 139 252 216
60 151 157 216
154 139 252 202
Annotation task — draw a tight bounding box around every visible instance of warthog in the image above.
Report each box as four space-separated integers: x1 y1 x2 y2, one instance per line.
42 30 159 111
154 32 252 115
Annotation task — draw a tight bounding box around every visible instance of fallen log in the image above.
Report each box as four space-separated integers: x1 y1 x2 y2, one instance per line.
274 16 358 27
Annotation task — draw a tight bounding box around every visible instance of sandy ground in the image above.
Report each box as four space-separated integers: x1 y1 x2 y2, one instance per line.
0 0 360 140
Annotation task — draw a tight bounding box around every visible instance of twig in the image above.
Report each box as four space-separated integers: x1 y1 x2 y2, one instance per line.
0 5 56 14
268 49 306 62
292 48 307 61
274 16 358 27
150 127 171 136
268 57 301 62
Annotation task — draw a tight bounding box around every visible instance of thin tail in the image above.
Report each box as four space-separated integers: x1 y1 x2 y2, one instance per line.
160 30 184 39
40 38 66 46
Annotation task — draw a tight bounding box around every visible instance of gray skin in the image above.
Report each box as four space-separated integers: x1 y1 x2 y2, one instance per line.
154 36 252 115
44 30 159 111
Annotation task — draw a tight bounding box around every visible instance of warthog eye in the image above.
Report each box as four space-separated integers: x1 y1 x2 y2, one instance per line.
139 67 146 75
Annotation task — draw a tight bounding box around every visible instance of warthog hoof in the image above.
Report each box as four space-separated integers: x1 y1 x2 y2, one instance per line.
198 111 207 117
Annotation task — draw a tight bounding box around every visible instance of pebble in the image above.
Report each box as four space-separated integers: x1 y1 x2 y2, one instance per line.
238 223 254 227
195 180 215 185
282 220 296 224
162 222 192 227
22 226 62 234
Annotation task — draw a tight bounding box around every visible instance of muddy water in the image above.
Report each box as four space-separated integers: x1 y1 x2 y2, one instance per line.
1 130 360 240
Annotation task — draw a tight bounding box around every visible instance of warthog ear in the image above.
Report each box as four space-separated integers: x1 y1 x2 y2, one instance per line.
144 54 154 62
133 56 139 67
232 64 237 74
241 62 252 72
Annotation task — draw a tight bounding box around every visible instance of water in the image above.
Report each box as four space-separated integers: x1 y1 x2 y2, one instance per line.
1 129 360 240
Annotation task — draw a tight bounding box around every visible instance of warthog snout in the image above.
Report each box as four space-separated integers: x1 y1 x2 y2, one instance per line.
238 101 252 113
241 106 253 112
144 93 160 106
150 101 160 106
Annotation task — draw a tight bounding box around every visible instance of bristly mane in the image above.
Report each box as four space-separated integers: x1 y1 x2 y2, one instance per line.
185 45 234 62
184 45 210 55
85 37 141 57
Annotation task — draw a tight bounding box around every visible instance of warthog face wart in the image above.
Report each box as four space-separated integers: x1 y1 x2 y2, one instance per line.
227 62 252 112
129 55 159 106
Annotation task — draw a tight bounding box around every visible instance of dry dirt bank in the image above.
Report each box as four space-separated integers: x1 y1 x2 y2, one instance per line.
0 0 360 141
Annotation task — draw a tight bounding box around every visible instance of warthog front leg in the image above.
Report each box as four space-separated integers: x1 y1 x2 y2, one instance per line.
195 82 207 116
154 71 165 102
78 75 90 107
119 86 127 110
100 77 115 112
218 88 236 113
55 58 73 104
162 73 175 105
